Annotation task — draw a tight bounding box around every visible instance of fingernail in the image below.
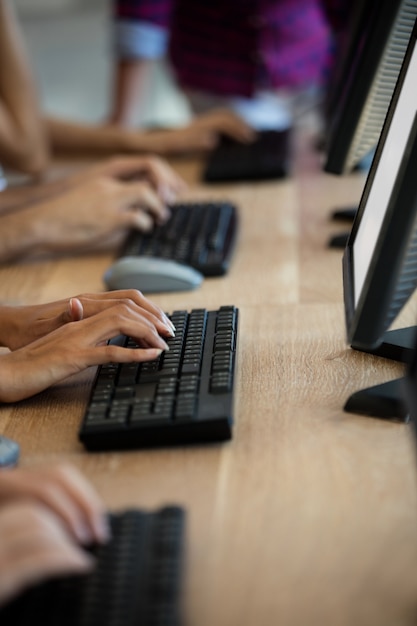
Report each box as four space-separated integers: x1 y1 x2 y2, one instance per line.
76 523 94 545
95 515 111 543
164 315 176 331
165 325 175 337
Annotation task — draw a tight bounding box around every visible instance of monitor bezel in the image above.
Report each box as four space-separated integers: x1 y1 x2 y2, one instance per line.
324 0 411 175
343 22 417 353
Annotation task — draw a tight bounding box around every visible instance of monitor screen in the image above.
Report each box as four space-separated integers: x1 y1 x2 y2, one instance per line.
324 0 417 175
343 21 417 356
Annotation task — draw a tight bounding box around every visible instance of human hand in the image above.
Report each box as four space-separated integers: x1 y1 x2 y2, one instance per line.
187 108 256 144
0 299 172 402
25 175 172 256
0 463 109 545
0 289 175 351
72 155 187 205
133 110 255 155
0 501 93 607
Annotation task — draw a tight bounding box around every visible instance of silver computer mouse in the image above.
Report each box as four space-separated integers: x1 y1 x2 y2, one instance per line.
0 436 20 467
103 256 204 293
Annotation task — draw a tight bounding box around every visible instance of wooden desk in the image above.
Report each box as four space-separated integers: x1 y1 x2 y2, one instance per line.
1 131 417 626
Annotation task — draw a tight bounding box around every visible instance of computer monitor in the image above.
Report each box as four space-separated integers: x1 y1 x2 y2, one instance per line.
342 21 417 420
403 330 417 422
324 0 417 176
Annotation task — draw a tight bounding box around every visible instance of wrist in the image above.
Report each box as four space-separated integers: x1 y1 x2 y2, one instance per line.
0 208 42 262
117 126 152 153
0 354 20 403
0 306 17 347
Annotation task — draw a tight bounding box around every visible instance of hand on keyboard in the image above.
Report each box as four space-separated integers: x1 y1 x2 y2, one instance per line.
0 505 186 626
0 291 174 403
0 289 174 352
0 463 109 608
186 108 256 144
68 155 187 208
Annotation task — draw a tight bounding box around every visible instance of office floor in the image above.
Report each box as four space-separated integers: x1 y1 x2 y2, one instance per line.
18 0 190 126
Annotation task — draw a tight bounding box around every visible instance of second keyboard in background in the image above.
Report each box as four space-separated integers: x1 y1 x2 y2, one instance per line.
118 201 239 277
203 129 291 183
79 306 239 451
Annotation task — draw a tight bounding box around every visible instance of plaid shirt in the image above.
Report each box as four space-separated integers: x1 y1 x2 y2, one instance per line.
113 0 348 97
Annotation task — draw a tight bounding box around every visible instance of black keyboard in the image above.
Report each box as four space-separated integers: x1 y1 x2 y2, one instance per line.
0 506 185 626
203 128 291 182
119 201 238 277
79 306 238 450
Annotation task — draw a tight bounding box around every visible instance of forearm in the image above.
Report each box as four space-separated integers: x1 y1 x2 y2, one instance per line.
43 115 182 156
0 178 71 214
0 0 49 176
110 15 170 127
44 116 143 155
0 306 16 347
110 58 157 127
0 203 51 262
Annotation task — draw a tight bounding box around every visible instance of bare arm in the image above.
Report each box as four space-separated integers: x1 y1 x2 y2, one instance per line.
0 155 187 262
0 0 49 176
43 114 216 156
110 57 157 128
0 179 71 215
0 154 186 215
44 110 254 157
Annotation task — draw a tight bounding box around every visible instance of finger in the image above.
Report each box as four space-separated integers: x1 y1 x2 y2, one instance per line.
192 130 218 150
122 210 154 232
0 465 109 544
78 295 175 337
221 118 256 143
119 182 171 223
81 305 171 351
27 479 101 545
69 297 84 322
49 298 84 331
49 464 110 544
141 158 187 200
97 346 164 365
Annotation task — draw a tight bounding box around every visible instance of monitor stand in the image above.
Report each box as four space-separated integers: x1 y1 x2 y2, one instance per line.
344 326 417 420
327 206 356 249
330 206 357 221
344 377 409 421
328 232 349 248
353 326 417 363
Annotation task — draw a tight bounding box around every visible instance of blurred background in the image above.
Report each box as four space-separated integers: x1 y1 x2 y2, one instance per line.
14 0 190 126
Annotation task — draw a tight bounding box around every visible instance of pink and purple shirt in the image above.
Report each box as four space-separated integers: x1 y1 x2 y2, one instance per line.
113 0 349 97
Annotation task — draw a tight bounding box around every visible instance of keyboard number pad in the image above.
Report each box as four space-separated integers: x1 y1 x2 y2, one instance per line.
210 307 236 393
